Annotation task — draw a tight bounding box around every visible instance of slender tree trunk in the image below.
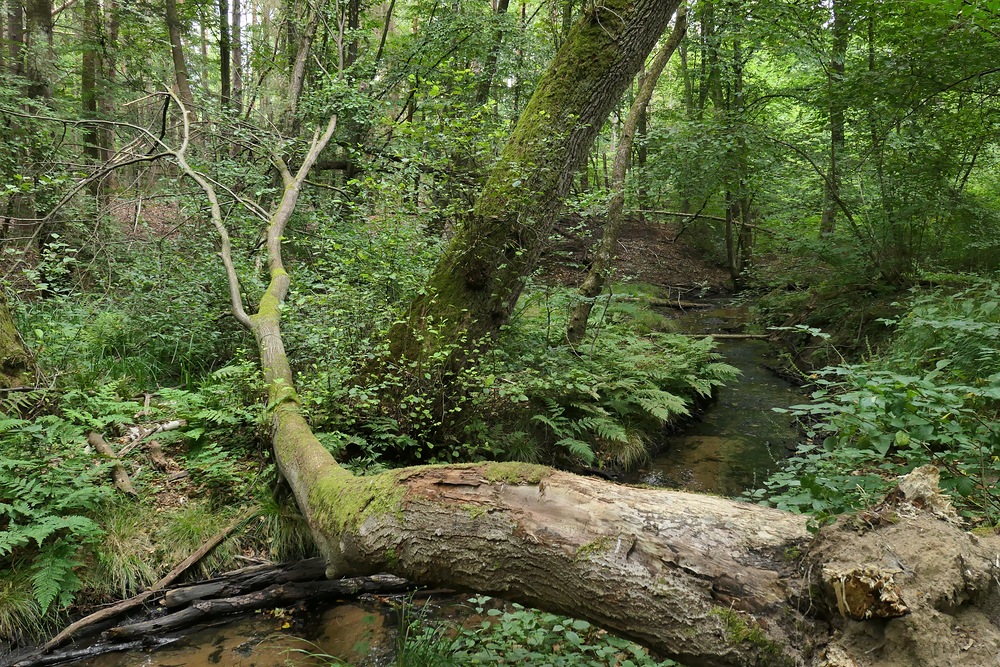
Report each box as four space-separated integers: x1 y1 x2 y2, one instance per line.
166 0 197 121
388 0 683 372
820 0 847 237
566 7 686 344
283 0 325 134
346 0 359 67
98 0 117 174
7 2 23 77
81 0 102 197
81 1 100 145
219 0 231 108
475 0 511 106
24 0 53 99
232 0 243 114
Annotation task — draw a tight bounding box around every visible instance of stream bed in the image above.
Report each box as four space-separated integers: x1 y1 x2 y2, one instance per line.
627 302 807 495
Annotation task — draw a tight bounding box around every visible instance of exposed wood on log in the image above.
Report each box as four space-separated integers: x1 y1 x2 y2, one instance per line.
118 420 186 456
87 432 137 496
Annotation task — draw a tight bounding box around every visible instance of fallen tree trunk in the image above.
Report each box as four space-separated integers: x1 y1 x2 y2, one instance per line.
165 30 1000 667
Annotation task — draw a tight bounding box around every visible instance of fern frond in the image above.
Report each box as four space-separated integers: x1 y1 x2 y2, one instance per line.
555 437 595 464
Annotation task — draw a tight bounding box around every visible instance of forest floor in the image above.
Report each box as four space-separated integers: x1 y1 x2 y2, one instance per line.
541 215 732 294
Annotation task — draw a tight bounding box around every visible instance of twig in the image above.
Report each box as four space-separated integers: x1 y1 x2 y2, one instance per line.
88 433 137 497
41 508 257 652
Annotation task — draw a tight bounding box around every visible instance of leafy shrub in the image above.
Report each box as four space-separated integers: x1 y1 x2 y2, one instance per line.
751 279 1000 521
400 597 678 667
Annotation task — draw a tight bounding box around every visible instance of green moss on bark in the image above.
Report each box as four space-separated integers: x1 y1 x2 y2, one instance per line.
0 294 32 389
388 0 681 373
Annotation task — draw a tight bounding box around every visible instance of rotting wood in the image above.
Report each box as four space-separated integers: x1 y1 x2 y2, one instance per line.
87 432 137 496
106 574 411 639
41 508 256 652
146 441 169 470
118 419 186 456
15 564 413 667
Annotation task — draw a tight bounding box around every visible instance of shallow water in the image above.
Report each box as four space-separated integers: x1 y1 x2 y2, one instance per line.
70 602 396 667
628 302 805 496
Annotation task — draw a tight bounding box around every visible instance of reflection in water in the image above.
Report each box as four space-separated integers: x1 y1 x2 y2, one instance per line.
76 603 394 667
632 304 805 496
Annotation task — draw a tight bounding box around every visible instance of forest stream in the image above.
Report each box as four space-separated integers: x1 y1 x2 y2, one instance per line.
627 300 806 495
68 302 807 667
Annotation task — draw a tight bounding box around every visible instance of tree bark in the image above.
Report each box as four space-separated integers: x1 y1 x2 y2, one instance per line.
0 292 32 389
24 0 53 99
219 0 231 108
81 0 102 196
165 0 196 121
7 2 23 76
820 0 847 237
232 0 243 114
475 0 511 107
283 0 325 134
387 0 682 370
566 7 686 344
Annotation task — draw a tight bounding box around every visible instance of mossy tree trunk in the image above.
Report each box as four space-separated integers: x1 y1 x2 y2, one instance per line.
566 6 687 345
387 0 682 369
0 292 32 388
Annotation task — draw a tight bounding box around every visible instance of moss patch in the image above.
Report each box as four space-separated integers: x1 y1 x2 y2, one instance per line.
710 607 794 666
310 469 409 535
484 462 552 485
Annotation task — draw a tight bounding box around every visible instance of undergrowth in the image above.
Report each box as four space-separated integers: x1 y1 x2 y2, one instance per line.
750 276 1000 522
395 596 679 667
300 286 737 471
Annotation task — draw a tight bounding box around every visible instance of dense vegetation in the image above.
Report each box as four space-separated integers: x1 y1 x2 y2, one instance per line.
1 0 999 661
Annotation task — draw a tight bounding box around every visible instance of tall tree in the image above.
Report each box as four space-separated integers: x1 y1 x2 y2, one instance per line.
820 0 848 237
219 0 231 108
388 0 683 373
81 0 102 166
566 6 687 344
475 0 511 106
232 0 243 114
165 0 196 120
24 0 53 99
